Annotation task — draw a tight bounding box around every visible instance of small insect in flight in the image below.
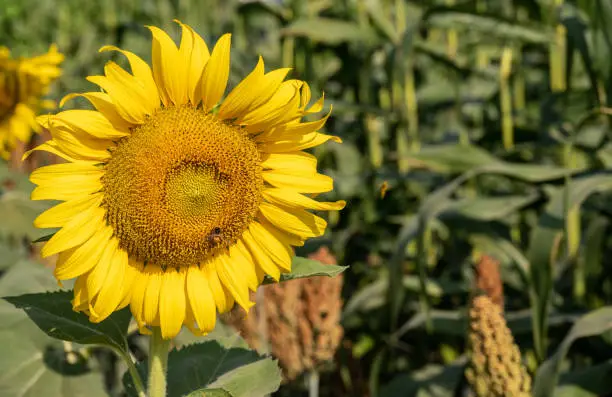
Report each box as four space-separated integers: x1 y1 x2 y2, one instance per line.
207 227 224 245
380 180 390 199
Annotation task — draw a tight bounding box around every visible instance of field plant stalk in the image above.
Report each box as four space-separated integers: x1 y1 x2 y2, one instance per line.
513 7 528 119
563 142 584 301
445 0 458 59
362 57 383 169
148 327 171 397
550 0 567 92
476 0 489 68
500 47 514 150
282 37 295 68
417 219 433 332
405 59 419 152
394 0 411 172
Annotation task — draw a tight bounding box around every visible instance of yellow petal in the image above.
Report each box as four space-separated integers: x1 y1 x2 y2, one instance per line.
256 216 305 247
147 26 184 105
159 269 186 339
219 59 291 120
184 305 209 336
85 237 119 299
235 239 266 283
263 188 346 211
262 169 333 193
41 205 106 258
143 268 162 324
35 193 103 228
187 266 217 332
22 141 81 163
130 266 149 328
261 152 317 172
200 34 231 111
241 81 302 133
260 132 341 152
174 21 210 105
256 108 331 143
72 275 90 312
54 225 113 280
52 110 129 139
90 245 127 322
242 230 281 281
300 82 312 108
258 202 327 239
99 45 160 109
228 243 259 291
31 162 103 201
40 120 113 161
204 261 234 313
215 253 253 310
60 92 133 131
248 221 292 271
305 93 325 114
87 75 150 124
218 57 265 120
118 260 139 310
103 61 155 108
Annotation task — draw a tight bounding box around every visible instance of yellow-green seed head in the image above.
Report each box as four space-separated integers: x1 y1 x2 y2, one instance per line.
465 295 531 397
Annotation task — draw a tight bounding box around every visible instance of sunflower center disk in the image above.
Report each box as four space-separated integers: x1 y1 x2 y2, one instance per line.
102 105 262 269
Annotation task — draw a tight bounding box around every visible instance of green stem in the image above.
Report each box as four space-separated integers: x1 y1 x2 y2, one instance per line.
308 370 319 397
148 327 171 397
119 349 147 397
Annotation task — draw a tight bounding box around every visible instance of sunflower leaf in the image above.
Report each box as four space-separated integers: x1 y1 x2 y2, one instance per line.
0 261 107 397
123 340 282 397
186 390 231 397
191 359 281 397
262 256 347 285
31 232 55 243
3 290 132 354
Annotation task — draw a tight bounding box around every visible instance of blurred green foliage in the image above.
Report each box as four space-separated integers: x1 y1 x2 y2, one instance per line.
4 0 612 396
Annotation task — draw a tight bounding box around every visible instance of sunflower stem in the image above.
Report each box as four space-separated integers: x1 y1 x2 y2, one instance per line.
148 327 171 397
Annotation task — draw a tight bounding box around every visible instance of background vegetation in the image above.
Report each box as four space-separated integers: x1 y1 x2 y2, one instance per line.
3 0 612 396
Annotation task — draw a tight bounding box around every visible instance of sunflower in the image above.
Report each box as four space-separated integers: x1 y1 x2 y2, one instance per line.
0 45 63 159
28 21 345 339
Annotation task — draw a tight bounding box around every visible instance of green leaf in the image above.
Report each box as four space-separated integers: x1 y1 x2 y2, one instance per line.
479 163 574 183
4 290 132 354
533 308 612 397
469 233 530 291
411 145 575 182
553 360 612 397
411 144 500 174
528 174 612 361
124 340 282 397
380 357 467 397
0 191 51 240
0 331 108 397
0 261 107 397
206 358 282 397
262 256 347 285
187 390 231 397
0 237 29 270
281 17 378 45
362 0 398 43
425 9 552 44
344 275 465 319
439 194 539 222
32 233 55 244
